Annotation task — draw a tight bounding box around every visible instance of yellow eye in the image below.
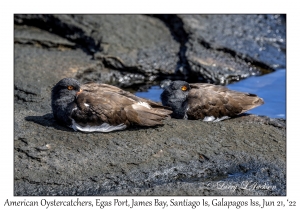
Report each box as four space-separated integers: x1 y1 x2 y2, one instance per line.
181 85 188 91
67 86 74 90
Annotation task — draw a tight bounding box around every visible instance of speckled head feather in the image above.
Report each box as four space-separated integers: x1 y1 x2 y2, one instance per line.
51 78 172 132
160 80 264 122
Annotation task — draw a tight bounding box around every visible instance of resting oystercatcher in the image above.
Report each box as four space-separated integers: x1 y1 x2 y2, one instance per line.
160 80 264 122
51 78 172 132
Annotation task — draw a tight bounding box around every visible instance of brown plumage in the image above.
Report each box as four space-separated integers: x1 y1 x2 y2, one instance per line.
51 78 172 132
160 80 264 121
187 83 264 120
75 83 172 127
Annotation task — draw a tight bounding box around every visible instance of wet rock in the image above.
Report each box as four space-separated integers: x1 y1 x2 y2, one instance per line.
180 14 286 84
14 14 286 86
14 14 286 196
187 15 286 68
74 62 147 88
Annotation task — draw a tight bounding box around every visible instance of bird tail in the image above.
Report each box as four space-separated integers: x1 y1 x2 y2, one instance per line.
240 93 264 113
125 103 172 127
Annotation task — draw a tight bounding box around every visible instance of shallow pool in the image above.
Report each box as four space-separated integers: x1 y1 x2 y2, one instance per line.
135 69 286 119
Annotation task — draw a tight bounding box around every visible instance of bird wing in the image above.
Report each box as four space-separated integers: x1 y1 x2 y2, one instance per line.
72 83 172 127
82 83 172 109
187 83 264 119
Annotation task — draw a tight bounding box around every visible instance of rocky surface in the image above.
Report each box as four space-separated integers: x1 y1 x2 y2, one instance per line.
15 113 286 196
15 14 286 86
180 14 286 84
14 14 286 196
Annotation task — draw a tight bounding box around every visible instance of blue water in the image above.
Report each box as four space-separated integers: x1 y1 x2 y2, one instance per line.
135 69 286 119
227 69 286 119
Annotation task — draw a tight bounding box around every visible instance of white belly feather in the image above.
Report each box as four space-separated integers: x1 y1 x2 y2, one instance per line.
70 119 127 133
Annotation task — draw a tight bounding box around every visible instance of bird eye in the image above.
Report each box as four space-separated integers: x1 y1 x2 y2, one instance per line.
181 85 188 91
67 86 74 90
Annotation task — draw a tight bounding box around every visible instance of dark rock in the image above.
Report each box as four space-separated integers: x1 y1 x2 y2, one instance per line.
15 113 285 196
14 14 286 86
180 14 286 84
14 14 286 196
14 14 181 87
14 14 101 55
14 42 93 113
74 62 147 88
14 25 76 49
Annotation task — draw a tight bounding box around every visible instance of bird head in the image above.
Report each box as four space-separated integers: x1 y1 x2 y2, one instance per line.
160 80 191 119
51 78 82 125
51 78 81 102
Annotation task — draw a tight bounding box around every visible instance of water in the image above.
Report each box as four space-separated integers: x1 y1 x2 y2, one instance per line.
227 69 286 119
135 69 286 119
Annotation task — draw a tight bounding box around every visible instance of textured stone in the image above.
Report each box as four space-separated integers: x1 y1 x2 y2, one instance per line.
14 14 286 196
